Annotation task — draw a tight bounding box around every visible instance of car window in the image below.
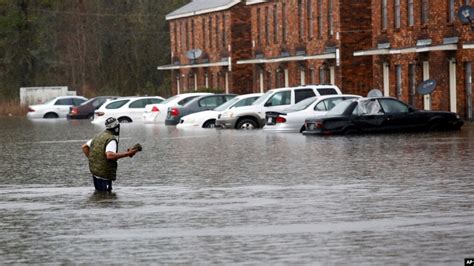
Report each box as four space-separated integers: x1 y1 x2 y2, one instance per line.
327 100 354 115
129 99 149 108
199 96 223 108
160 95 180 105
316 88 338 96
286 96 317 112
178 96 198 105
234 96 260 108
294 89 316 103
252 90 273 105
265 91 291 106
148 98 163 105
379 99 409 113
106 100 129 109
92 99 103 107
55 98 74 105
214 97 240 111
73 98 86 106
353 99 383 115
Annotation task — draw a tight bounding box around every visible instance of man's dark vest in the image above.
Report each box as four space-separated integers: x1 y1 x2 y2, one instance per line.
88 131 118 180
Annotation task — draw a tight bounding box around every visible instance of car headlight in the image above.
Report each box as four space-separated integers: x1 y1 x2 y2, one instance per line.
221 111 234 119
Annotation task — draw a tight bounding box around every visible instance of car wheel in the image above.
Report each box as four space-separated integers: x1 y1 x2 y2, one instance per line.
237 118 257 129
428 121 445 131
44 112 58 119
203 120 216 128
118 117 132 123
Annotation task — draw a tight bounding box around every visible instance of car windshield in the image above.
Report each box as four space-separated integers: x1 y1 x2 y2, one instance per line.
42 98 56 105
159 95 180 105
214 97 240 111
251 90 273 105
284 96 317 112
327 100 354 115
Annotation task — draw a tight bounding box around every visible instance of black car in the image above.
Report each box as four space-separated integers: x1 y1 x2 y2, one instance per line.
67 96 118 120
303 97 464 135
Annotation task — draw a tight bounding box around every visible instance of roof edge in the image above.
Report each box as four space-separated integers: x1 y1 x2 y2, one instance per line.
166 0 241 20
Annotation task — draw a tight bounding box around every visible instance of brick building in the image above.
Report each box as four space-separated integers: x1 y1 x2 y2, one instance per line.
354 0 474 120
158 0 254 95
237 0 373 96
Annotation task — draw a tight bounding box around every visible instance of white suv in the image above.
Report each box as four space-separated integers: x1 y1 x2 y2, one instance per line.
215 84 342 129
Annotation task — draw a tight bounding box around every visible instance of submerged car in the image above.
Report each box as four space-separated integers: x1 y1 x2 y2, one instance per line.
92 96 165 124
142 92 213 123
67 96 118 120
176 93 262 129
263 94 361 133
303 97 464 135
27 96 88 119
165 94 236 126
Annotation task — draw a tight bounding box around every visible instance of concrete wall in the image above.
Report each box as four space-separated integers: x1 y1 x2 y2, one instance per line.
20 87 75 105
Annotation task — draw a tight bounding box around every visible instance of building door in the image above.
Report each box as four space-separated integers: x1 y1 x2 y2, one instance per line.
466 62 473 120
194 73 198 91
449 59 457 113
284 69 289 87
383 62 390 96
177 75 181 94
423 61 431 110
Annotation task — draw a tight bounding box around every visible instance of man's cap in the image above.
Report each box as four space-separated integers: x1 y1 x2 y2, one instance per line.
105 117 120 129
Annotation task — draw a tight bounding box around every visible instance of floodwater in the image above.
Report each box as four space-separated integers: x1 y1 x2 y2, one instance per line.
0 117 473 265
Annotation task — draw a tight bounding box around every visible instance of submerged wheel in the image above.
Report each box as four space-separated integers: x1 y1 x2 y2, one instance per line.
118 117 132 123
203 120 216 128
343 127 358 135
237 118 258 129
44 112 58 119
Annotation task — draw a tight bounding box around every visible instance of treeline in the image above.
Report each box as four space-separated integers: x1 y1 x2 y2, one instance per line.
0 0 190 100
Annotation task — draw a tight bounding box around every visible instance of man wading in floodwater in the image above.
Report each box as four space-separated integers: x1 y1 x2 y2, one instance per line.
81 117 141 192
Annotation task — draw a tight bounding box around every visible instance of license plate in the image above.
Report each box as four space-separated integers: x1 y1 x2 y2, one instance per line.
267 117 275 125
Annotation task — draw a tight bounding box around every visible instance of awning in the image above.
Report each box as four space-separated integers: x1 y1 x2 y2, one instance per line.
463 43 474 49
157 60 229 70
354 44 458 57
236 52 336 65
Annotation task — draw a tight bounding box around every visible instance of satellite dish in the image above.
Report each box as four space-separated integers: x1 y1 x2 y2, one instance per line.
367 89 383 98
417 79 437 95
458 5 474 24
186 49 203 60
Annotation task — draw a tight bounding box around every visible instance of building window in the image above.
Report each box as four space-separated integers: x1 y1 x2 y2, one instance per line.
448 0 455 23
181 22 186 52
421 0 429 25
173 23 178 54
298 0 304 41
381 0 388 30
202 18 206 49
394 0 401 29
273 5 279 43
328 0 333 36
408 64 416 106
257 8 262 46
185 21 189 51
191 20 195 49
396 65 402 98
317 0 323 38
209 17 213 48
307 0 313 39
319 67 326 83
282 3 287 43
265 6 270 44
465 62 473 120
215 15 219 48
222 14 227 47
407 0 414 26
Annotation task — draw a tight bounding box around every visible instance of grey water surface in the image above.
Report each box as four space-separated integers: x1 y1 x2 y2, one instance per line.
0 117 473 265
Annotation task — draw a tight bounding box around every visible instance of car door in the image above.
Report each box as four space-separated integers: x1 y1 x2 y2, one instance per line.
350 99 386 132
128 98 157 121
263 90 292 115
378 98 415 131
54 98 74 117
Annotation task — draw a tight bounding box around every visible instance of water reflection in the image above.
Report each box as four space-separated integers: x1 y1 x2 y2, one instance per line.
0 118 473 264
